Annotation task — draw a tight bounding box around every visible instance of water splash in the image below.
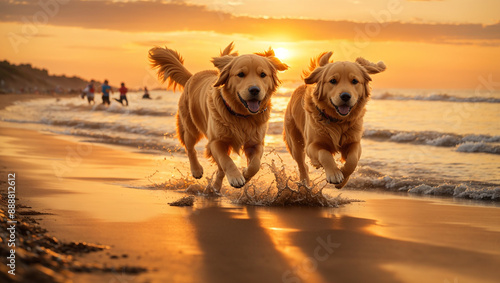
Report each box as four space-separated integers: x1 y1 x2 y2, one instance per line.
150 168 220 197
231 159 360 207
151 153 360 207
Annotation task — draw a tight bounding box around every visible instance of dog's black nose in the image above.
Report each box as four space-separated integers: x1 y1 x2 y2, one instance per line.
249 86 260 96
340 92 351 102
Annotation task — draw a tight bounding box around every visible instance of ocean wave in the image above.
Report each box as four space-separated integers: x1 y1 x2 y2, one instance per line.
1 118 42 124
100 105 175 117
39 118 174 137
44 100 176 117
269 124 500 155
456 141 500 154
46 129 182 152
364 129 500 154
344 166 500 200
372 92 500 103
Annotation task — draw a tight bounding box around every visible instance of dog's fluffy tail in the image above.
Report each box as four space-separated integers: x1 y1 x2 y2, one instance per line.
219 42 238 57
148 47 192 91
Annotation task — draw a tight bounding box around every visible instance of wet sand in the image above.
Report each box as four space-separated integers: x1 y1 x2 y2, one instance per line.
1 95 500 283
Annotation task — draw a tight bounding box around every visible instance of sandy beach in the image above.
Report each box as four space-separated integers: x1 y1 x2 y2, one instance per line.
1 93 499 283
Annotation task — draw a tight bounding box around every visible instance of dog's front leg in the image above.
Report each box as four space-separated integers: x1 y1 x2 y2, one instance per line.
307 143 344 184
336 142 361 189
209 140 246 188
242 143 263 181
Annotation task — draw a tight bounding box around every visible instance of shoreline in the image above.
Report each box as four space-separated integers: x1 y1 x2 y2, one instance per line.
1 94 500 282
1 93 498 202
0 93 77 110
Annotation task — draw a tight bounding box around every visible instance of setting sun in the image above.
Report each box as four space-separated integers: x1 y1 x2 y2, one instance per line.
273 47 290 61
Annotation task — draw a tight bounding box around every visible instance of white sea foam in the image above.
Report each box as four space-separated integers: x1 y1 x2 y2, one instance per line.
364 129 500 154
389 132 417 142
407 184 500 200
344 166 500 200
456 142 500 154
372 92 500 103
425 135 458 147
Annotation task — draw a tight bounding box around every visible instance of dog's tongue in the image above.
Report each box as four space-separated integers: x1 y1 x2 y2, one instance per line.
338 105 350 115
247 100 260 113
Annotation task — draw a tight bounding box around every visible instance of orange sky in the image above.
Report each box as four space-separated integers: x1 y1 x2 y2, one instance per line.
0 0 499 89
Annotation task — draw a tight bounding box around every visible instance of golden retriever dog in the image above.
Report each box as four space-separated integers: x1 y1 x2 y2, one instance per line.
284 52 385 188
149 43 288 191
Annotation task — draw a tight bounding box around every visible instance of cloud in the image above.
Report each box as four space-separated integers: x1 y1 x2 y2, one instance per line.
1 0 499 46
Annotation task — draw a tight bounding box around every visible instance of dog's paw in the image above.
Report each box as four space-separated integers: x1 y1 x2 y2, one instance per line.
226 171 246 188
326 170 344 184
191 170 203 179
191 165 204 179
228 175 246 188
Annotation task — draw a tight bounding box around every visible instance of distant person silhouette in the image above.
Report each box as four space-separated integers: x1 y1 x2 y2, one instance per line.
142 86 151 99
114 82 129 106
84 80 95 105
101 79 113 106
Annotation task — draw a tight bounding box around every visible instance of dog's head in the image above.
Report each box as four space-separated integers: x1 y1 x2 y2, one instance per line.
305 52 386 119
212 47 288 115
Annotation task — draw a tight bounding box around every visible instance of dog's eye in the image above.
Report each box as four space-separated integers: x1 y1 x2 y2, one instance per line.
260 72 267 78
329 79 337 84
237 72 245 78
352 79 359 85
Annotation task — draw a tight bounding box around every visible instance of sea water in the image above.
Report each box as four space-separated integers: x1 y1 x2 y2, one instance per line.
1 85 498 201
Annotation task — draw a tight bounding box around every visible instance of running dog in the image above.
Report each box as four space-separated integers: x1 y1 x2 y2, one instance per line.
284 52 385 188
149 43 288 191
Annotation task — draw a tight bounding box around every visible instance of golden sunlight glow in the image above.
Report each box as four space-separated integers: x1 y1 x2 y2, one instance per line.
1 2 498 89
273 47 290 61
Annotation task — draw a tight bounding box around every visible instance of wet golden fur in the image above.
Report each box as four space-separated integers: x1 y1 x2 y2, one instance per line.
284 52 385 188
149 43 288 190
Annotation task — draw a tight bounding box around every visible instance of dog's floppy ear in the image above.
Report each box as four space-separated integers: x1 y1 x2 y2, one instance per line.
355 57 386 84
355 58 386 75
304 66 325 85
304 54 330 100
212 55 234 88
255 47 288 93
255 48 289 71
318 51 333 67
304 66 326 100
355 58 385 98
212 55 233 71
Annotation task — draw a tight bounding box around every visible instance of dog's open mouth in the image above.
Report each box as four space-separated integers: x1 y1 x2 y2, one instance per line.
331 101 352 116
238 93 261 113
